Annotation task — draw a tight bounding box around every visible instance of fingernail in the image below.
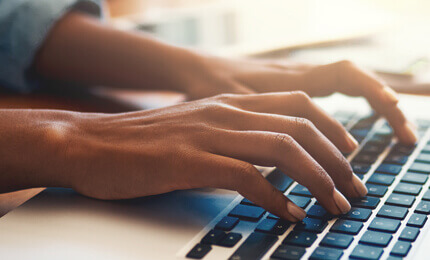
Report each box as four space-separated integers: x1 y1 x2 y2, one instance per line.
346 132 359 150
352 174 368 197
286 201 306 220
333 189 351 214
382 85 399 103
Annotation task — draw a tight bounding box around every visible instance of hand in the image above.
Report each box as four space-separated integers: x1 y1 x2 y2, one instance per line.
55 92 368 222
181 56 417 145
33 13 415 144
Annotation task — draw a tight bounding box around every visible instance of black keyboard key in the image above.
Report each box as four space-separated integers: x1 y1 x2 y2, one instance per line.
416 201 430 214
307 205 331 219
402 172 428 184
353 153 377 164
409 162 430 174
229 232 277 260
341 207 372 222
290 184 313 197
350 196 380 209
350 244 383 260
392 144 416 155
354 114 378 129
310 247 343 260
386 193 416 207
320 232 353 249
352 163 371 174
330 219 363 235
359 230 392 247
390 241 411 257
367 173 395 186
399 226 420 242
407 213 427 228
376 164 403 175
416 153 430 163
368 217 400 233
201 229 226 244
351 128 370 138
229 204 265 222
267 168 294 192
384 153 409 165
295 217 328 233
271 245 306 260
218 232 242 247
423 190 430 201
283 230 318 247
287 195 311 209
215 216 239 231
361 143 385 154
387 256 403 260
370 132 392 142
366 184 388 197
377 205 408 220
255 218 290 236
186 243 212 259
394 182 422 195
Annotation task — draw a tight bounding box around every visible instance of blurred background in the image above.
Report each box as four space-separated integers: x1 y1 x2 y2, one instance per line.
104 0 430 94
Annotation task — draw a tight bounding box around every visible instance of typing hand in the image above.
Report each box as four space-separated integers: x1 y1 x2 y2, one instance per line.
182 56 417 145
63 92 367 221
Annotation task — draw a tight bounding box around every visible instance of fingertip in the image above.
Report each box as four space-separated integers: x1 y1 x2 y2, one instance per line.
286 201 306 221
381 85 399 104
352 174 368 197
345 132 359 151
332 189 351 215
397 121 418 145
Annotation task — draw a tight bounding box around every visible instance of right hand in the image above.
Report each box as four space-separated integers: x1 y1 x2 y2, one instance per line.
54 91 367 222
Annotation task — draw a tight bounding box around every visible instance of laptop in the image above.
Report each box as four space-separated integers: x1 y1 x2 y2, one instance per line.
0 94 430 260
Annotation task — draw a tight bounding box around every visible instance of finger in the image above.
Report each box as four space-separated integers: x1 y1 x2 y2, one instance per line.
206 130 351 215
207 106 366 198
219 91 358 152
361 92 417 145
195 153 306 221
309 61 417 145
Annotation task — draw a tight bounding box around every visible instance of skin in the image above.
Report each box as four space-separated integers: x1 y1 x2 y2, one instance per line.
0 12 418 221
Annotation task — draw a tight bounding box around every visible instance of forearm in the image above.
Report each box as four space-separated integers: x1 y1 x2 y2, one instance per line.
34 12 200 92
0 109 75 193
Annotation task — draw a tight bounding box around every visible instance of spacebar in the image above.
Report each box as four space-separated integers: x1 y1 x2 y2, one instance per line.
229 232 278 260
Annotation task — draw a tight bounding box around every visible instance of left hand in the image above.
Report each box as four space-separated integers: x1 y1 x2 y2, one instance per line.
181 55 416 145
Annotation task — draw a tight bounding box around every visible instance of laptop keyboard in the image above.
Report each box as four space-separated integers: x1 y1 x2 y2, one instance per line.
186 111 430 260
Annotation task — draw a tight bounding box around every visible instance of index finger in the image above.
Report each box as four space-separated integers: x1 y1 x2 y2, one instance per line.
314 61 417 145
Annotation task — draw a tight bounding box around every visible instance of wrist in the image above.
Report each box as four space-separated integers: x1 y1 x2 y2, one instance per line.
0 110 79 192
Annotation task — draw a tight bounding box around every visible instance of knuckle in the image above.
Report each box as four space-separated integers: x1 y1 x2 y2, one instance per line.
292 117 315 134
272 133 296 154
235 162 256 178
202 102 235 116
334 60 357 74
337 59 354 67
290 91 311 103
290 91 313 115
228 162 257 188
214 93 239 103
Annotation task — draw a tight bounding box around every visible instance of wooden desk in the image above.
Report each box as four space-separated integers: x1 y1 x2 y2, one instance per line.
0 88 184 217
